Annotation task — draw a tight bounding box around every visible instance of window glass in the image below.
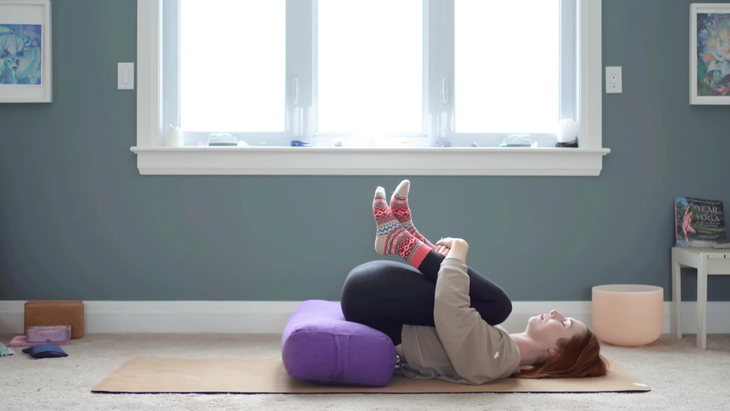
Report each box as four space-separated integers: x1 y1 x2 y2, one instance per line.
455 0 560 133
180 0 285 132
318 0 422 134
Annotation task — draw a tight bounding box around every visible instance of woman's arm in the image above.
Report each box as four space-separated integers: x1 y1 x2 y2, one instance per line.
432 254 519 384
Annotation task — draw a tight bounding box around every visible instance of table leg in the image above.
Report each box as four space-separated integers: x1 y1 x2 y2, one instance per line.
697 256 708 350
672 250 682 338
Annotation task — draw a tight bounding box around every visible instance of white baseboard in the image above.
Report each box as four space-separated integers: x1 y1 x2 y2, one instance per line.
1 300 728 335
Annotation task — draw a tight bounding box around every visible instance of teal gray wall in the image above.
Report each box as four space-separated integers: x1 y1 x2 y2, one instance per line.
1 0 729 301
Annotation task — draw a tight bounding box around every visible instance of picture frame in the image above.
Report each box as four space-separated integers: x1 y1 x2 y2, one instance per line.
0 0 52 103
690 3 730 105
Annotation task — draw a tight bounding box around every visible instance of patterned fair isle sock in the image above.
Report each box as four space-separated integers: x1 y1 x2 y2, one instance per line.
373 186 431 269
389 180 437 250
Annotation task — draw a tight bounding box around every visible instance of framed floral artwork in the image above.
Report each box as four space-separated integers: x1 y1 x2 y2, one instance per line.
691 3 730 105
0 0 52 103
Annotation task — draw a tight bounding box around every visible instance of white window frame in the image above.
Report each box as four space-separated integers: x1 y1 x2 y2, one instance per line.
131 0 609 176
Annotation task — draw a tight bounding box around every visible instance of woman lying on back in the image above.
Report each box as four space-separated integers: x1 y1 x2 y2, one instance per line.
341 181 608 384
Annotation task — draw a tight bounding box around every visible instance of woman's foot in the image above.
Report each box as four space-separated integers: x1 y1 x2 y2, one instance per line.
373 187 430 268
373 186 402 255
390 180 437 250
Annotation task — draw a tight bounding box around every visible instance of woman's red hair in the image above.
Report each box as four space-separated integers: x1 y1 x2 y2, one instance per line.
512 328 608 379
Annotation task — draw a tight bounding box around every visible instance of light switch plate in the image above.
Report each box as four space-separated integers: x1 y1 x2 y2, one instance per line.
118 62 134 90
606 66 622 94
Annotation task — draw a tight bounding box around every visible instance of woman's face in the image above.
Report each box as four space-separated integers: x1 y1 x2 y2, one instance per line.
526 310 587 347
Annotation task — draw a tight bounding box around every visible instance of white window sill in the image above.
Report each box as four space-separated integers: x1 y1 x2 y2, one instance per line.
130 146 611 176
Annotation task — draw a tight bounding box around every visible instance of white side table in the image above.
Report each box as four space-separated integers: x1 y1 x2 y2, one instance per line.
671 247 730 350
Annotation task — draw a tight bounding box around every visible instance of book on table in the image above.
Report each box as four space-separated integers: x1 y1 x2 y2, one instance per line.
674 197 726 247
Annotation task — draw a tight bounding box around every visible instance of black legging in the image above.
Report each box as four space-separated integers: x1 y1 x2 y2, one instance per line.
340 250 512 345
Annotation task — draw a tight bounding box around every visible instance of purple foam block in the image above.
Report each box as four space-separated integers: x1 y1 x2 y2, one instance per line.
27 325 71 343
9 335 69 347
281 300 397 387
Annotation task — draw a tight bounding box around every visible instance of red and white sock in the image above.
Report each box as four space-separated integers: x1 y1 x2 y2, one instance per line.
389 180 437 251
373 186 430 269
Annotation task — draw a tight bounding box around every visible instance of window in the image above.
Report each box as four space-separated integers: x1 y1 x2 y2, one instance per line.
455 0 562 134
180 0 285 133
317 0 423 135
134 0 609 176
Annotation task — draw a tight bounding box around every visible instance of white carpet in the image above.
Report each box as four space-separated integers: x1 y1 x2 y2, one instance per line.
1 333 728 411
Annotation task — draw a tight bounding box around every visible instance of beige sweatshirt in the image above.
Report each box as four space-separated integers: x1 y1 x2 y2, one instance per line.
395 258 521 385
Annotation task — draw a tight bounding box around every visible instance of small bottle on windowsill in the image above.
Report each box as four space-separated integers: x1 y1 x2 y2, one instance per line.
555 139 578 148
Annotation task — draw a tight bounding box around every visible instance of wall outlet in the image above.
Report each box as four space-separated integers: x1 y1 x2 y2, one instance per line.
606 66 622 94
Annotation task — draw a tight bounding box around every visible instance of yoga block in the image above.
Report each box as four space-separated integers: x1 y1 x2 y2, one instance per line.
281 300 397 387
24 300 85 339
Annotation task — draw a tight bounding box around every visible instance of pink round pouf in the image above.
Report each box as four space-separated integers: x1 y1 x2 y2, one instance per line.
592 284 664 346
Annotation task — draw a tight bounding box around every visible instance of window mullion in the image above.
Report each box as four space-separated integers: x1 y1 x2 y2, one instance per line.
311 0 319 136
560 0 577 122
422 0 428 136
427 0 455 143
287 0 313 141
162 0 180 141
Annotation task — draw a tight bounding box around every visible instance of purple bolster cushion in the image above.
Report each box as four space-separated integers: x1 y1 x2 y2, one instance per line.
281 299 397 387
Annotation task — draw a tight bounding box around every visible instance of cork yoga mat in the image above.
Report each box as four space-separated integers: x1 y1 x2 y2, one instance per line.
92 358 650 394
